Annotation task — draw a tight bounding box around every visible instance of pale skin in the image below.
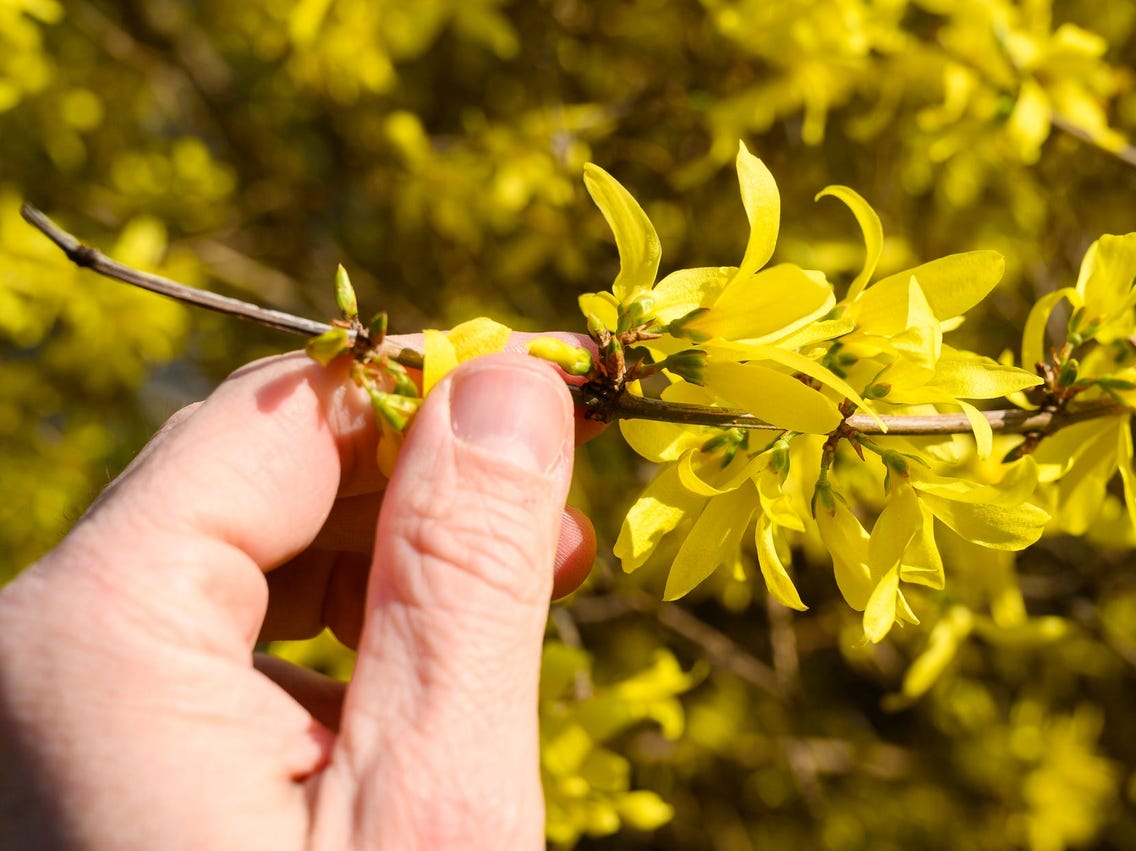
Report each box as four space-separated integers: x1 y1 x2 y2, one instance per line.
0 349 598 850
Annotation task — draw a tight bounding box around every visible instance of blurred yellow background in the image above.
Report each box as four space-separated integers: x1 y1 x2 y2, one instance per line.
4 1 1136 847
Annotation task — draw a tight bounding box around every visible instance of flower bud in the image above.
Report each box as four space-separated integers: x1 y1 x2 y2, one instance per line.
526 337 595 376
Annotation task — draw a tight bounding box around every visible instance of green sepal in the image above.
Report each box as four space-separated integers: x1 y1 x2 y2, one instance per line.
305 326 351 366
881 450 909 478
335 264 358 319
770 438 791 475
366 386 422 432
384 360 420 397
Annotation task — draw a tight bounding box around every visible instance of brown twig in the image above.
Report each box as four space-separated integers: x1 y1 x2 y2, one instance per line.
19 204 424 369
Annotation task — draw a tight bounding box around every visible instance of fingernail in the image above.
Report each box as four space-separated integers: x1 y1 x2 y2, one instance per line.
450 362 570 474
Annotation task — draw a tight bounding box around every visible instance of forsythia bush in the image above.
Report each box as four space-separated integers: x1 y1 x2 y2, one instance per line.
5 1 1136 847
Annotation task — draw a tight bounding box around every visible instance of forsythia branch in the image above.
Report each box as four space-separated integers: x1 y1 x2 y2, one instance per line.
21 203 1131 439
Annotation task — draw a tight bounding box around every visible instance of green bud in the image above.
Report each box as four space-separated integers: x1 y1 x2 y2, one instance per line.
526 337 594 376
368 311 388 341
335 264 358 319
771 438 790 475
622 295 653 327
1058 358 1079 387
881 450 908 477
305 326 351 366
661 348 707 384
664 307 711 343
865 382 891 400
586 313 608 338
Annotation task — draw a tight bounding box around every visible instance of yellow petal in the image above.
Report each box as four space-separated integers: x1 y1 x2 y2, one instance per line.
771 315 857 350
900 500 945 590
677 447 764 497
815 493 873 610
855 251 1005 334
757 464 805 532
1005 78 1051 163
917 493 1049 550
1075 233 1136 328
721 340 885 431
926 350 1043 399
689 264 835 342
816 184 883 302
614 463 706 572
649 266 732 324
619 419 707 463
734 142 781 280
868 483 921 580
1041 417 1123 535
702 361 843 434
583 163 662 304
1118 418 1136 533
664 480 757 599
864 565 900 643
422 328 458 395
579 291 620 330
756 514 807 610
899 606 973 700
1020 287 1078 375
909 457 1038 506
958 399 993 459
448 316 512 361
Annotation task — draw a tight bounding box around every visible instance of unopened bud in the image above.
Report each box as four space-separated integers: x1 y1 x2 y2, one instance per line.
335 264 358 319
526 337 594 376
664 307 711 343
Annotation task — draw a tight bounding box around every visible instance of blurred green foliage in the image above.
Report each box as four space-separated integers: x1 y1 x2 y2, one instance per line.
4 0 1136 847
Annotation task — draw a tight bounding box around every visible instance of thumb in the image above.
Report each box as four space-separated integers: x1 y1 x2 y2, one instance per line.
312 353 573 851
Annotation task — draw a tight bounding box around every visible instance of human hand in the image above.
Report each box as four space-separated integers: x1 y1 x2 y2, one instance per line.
0 347 593 850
